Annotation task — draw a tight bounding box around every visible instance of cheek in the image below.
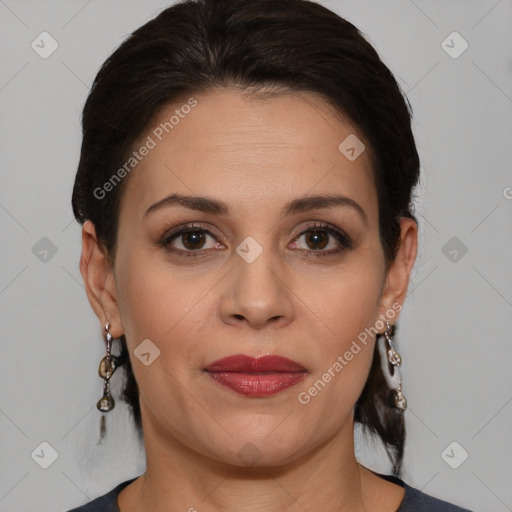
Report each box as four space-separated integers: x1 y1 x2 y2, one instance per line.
311 250 385 342
295 293 378 436
292 249 384 418
114 255 208 421
114 250 215 365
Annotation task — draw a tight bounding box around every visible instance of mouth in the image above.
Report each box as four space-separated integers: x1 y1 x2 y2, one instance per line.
204 354 308 397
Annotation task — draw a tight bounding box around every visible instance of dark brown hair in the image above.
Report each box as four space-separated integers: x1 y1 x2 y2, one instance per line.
72 0 419 477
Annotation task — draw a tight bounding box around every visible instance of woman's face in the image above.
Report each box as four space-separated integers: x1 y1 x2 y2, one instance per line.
103 89 408 466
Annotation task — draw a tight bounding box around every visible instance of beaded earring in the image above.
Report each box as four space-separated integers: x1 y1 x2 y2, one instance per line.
378 321 407 411
96 322 120 442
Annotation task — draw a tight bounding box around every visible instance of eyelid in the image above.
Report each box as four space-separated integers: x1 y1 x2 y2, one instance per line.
162 222 223 243
159 220 353 256
160 222 225 254
290 221 353 249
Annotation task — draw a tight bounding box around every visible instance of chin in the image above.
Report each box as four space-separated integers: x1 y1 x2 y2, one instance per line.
198 427 310 469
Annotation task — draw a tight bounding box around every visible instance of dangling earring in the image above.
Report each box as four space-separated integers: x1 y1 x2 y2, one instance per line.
96 322 120 443
378 321 407 411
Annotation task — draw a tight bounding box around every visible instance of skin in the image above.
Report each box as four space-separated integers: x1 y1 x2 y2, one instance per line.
80 88 417 511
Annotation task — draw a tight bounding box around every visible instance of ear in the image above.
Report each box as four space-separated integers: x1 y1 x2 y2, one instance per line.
79 220 124 338
377 217 418 323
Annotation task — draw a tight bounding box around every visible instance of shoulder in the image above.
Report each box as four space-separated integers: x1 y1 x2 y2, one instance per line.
399 482 474 512
65 477 138 512
373 471 474 512
67 472 476 512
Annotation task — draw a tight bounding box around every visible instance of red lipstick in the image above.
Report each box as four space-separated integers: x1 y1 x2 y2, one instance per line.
205 355 307 397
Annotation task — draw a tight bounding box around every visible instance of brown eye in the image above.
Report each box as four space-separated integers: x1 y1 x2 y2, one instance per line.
180 230 207 250
291 222 353 256
304 230 329 250
160 223 223 257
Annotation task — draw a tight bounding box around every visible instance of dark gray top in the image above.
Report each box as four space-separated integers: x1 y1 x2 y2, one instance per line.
66 472 474 511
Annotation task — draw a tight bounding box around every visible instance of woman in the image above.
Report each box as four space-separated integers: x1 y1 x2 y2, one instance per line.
68 0 474 510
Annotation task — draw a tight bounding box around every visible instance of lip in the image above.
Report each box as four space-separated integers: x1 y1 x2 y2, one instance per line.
205 355 308 397
205 354 306 373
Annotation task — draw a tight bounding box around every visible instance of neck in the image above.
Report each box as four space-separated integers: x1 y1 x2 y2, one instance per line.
125 415 370 512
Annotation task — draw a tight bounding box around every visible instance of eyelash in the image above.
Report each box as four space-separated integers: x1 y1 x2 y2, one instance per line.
159 221 353 258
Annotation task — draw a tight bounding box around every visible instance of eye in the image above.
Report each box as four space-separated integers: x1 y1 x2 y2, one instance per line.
160 223 223 257
290 222 353 256
159 221 353 258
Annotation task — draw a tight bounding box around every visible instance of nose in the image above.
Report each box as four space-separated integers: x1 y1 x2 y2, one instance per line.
219 246 295 331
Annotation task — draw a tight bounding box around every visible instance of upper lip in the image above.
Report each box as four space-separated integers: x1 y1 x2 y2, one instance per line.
205 354 306 373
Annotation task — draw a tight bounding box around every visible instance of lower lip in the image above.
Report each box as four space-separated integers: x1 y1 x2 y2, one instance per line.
207 372 307 397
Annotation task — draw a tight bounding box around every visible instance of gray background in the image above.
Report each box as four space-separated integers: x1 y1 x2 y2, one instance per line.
1 0 511 511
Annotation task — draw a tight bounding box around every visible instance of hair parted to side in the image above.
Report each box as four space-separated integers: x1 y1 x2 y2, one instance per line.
72 0 419 477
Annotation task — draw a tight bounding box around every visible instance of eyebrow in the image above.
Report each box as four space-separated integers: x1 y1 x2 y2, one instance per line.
144 192 367 224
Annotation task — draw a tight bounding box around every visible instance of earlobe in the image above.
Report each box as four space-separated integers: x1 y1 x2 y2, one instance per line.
79 220 123 337
378 217 418 319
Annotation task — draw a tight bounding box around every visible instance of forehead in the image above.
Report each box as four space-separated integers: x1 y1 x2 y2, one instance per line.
118 88 377 226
